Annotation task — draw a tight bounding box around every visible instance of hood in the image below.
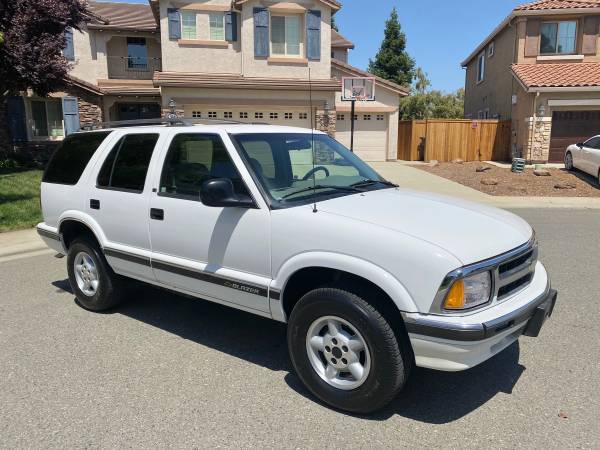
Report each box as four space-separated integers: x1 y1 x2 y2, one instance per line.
317 188 533 265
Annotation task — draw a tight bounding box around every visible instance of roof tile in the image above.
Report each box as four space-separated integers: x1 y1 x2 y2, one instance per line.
512 63 600 88
87 1 158 31
515 0 600 11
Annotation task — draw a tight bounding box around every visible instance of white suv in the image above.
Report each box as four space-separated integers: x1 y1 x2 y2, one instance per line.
37 122 557 413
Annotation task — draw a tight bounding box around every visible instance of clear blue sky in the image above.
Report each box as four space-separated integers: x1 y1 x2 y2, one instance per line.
106 0 523 92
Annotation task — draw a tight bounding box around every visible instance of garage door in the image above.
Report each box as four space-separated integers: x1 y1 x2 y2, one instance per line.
336 113 389 161
184 106 312 129
549 111 600 163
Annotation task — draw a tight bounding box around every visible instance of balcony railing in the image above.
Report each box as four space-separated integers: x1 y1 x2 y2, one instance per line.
107 56 162 80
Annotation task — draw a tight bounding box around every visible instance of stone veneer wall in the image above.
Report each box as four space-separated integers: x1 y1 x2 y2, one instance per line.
522 116 552 163
69 85 104 126
315 109 336 137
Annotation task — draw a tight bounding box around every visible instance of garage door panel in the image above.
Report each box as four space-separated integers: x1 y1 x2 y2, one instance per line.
336 115 388 162
549 110 600 162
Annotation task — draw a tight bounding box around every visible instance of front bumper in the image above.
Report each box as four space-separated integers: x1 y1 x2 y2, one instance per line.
401 263 556 371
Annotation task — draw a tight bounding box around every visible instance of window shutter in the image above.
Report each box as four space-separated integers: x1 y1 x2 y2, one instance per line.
254 7 269 57
63 28 75 61
168 8 181 40
225 11 238 42
306 10 322 61
6 96 27 143
524 19 541 57
583 16 599 55
62 97 80 136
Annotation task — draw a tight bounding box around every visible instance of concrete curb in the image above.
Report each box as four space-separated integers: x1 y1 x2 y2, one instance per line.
0 228 51 262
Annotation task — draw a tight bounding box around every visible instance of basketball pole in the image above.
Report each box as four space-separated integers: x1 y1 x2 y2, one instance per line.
350 99 356 152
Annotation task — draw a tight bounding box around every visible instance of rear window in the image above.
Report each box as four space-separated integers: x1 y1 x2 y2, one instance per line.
43 132 112 185
97 133 159 192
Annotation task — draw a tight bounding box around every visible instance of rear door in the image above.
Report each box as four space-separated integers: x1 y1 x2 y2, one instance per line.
147 131 272 315
87 131 162 281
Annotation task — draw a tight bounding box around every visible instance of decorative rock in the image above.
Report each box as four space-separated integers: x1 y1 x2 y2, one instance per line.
452 158 465 164
476 165 491 173
554 181 576 190
533 169 551 177
429 160 439 167
481 178 499 186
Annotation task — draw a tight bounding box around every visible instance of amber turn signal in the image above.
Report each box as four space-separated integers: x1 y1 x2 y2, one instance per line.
443 280 465 310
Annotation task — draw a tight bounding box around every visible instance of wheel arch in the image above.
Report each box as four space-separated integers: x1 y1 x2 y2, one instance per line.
57 212 107 251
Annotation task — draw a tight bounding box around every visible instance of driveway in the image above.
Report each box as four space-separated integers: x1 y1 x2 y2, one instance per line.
1 209 599 448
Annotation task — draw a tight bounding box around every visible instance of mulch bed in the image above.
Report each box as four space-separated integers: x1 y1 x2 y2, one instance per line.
416 162 600 197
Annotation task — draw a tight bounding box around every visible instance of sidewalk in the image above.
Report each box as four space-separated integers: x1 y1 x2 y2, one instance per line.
370 161 600 210
0 228 53 263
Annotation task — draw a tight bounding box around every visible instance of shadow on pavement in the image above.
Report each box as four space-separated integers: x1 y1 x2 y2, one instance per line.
53 278 524 423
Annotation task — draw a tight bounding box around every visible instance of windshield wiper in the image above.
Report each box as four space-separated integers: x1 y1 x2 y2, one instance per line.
351 179 399 188
280 185 361 200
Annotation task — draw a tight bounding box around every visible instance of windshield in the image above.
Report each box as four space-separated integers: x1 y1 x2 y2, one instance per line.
231 133 391 206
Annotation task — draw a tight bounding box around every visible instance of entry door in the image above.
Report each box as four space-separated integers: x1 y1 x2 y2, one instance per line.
87 132 160 281
148 132 271 314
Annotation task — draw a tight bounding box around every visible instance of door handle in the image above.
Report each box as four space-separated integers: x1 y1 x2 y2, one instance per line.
90 199 100 210
150 208 164 220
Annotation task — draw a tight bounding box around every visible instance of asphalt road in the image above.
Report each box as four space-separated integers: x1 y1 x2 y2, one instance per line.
1 208 599 448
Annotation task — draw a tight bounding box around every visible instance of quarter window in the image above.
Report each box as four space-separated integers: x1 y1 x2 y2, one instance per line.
97 134 158 192
477 52 485 83
540 21 577 54
181 11 197 40
159 134 249 200
209 12 225 40
271 15 301 56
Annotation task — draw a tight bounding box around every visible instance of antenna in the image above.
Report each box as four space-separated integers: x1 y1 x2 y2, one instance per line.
308 67 318 213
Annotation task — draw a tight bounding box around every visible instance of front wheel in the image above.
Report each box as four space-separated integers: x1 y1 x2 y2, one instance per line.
565 151 574 171
287 287 410 414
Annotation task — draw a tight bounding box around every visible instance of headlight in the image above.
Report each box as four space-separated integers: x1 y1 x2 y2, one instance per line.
443 271 492 311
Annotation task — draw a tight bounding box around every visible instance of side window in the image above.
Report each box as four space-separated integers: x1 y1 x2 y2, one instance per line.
159 133 249 200
97 134 158 193
43 131 112 185
585 137 600 149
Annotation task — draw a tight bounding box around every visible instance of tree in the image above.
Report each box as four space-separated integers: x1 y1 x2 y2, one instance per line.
0 0 88 97
399 68 464 119
331 15 339 32
368 7 415 87
414 67 431 94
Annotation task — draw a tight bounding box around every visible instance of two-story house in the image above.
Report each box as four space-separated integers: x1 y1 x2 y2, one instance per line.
4 0 407 162
463 0 600 163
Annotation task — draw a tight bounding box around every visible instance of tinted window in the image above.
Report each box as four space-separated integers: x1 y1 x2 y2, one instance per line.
584 137 600 149
97 134 158 192
43 132 112 185
159 134 248 200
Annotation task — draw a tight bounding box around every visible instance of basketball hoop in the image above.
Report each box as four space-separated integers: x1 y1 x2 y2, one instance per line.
340 77 376 152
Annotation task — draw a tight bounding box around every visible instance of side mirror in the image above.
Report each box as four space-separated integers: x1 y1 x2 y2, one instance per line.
200 178 254 208
577 142 584 148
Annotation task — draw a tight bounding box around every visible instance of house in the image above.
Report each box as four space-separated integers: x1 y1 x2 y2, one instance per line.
462 0 600 163
4 0 408 162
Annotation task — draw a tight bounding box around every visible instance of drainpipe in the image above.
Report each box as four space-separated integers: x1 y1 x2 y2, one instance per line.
529 91 540 162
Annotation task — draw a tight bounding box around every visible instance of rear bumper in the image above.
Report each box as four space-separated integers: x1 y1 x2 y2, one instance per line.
401 274 556 371
36 223 64 254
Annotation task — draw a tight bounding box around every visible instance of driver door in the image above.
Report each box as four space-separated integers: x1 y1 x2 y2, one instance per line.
148 131 272 314
580 137 600 174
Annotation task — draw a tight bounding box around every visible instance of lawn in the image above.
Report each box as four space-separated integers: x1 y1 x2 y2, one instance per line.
0 170 43 232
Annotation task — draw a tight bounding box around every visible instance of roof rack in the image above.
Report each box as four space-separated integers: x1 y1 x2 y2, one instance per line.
79 116 269 131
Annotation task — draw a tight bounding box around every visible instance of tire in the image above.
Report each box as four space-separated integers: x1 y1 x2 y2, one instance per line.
564 151 574 171
287 287 410 414
66 237 126 311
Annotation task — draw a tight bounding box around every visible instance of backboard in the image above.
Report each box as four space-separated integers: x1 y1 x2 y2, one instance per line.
341 77 376 101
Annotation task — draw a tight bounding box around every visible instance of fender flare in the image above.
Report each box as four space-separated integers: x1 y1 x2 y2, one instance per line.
271 251 418 321
57 211 108 249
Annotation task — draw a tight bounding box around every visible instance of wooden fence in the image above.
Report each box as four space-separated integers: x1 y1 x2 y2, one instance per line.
397 119 512 162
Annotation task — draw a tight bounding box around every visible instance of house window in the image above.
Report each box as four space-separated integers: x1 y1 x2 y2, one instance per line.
337 114 345 121
299 112 308 120
192 111 202 118
488 41 495 57
540 21 577 54
255 112 264 119
209 12 225 41
127 37 148 69
181 11 197 40
31 100 63 138
239 112 248 119
269 112 278 119
477 52 485 83
376 114 385 121
271 15 301 56
224 112 233 119
208 111 217 119
284 112 293 119
363 114 371 121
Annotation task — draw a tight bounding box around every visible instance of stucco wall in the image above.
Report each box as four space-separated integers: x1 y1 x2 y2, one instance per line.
332 48 347 63
464 23 516 120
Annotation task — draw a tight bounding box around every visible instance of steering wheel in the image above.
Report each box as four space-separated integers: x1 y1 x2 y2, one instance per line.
302 166 330 181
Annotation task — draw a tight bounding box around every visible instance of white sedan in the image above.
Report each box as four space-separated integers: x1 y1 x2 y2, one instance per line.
565 136 600 184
